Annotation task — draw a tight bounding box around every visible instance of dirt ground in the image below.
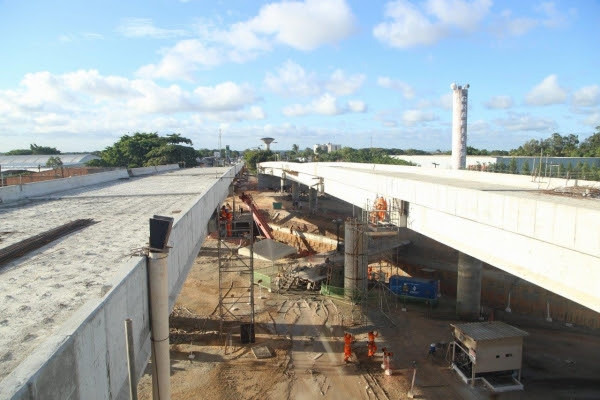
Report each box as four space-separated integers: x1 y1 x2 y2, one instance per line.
137 175 600 400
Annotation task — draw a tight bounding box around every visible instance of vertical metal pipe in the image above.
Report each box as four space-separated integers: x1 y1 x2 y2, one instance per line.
124 319 138 400
148 251 171 400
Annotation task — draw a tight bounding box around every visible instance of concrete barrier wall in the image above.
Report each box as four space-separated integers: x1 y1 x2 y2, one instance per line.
1 257 150 400
129 164 179 177
1 164 243 400
0 169 129 204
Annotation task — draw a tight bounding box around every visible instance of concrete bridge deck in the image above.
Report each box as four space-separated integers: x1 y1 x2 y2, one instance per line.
0 165 241 399
259 162 600 314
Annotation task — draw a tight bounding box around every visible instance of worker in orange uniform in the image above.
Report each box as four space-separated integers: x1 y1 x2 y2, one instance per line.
367 330 378 358
376 197 387 221
220 205 232 237
343 332 354 363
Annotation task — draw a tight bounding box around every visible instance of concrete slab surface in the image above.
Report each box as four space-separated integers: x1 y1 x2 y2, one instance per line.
0 167 231 381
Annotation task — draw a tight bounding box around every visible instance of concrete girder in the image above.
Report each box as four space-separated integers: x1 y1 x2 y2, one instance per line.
258 161 600 313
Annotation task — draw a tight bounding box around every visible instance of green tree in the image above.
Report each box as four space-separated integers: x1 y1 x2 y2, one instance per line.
243 149 275 171
46 156 63 168
6 143 61 155
91 132 195 168
521 160 530 175
508 157 518 174
30 144 61 155
145 144 198 167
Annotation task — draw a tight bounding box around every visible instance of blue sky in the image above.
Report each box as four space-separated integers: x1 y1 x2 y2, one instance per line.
1 0 599 153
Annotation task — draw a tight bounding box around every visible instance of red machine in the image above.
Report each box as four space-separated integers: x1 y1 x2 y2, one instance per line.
239 192 274 239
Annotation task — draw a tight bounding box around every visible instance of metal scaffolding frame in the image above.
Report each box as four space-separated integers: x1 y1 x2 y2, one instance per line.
217 186 256 341
348 197 407 325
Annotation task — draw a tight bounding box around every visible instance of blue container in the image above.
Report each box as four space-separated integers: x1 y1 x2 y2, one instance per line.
389 276 438 301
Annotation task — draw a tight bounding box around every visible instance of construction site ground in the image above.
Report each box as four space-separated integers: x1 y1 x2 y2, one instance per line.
137 176 600 400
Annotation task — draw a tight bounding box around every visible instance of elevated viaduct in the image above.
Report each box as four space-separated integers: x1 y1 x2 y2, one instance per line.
0 164 242 399
258 161 600 316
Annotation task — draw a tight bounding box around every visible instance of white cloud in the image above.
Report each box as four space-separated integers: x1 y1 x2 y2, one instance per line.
264 60 320 97
525 74 567 106
347 100 367 112
0 70 263 142
493 2 572 37
584 112 600 127
245 0 356 51
136 40 223 81
138 0 356 80
573 85 600 107
117 18 187 38
495 112 557 131
377 77 415 99
264 61 364 97
326 69 365 96
426 0 492 31
484 95 514 109
402 109 438 125
373 0 491 48
282 93 366 116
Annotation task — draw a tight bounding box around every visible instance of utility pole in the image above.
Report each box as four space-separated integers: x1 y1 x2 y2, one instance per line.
218 129 222 159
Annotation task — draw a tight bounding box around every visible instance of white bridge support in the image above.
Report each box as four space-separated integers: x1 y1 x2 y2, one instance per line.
259 162 600 314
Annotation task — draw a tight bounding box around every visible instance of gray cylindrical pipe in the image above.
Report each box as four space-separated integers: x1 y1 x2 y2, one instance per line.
148 251 171 400
344 219 367 302
456 252 482 319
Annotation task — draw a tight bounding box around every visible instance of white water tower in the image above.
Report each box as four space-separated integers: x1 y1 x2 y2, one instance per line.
451 83 469 170
260 137 275 151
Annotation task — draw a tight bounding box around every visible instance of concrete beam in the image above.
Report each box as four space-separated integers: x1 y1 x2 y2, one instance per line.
258 162 600 313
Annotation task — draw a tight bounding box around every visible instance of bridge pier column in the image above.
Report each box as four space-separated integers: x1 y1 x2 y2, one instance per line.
291 182 299 201
280 177 286 193
344 219 367 302
309 188 316 212
456 252 482 319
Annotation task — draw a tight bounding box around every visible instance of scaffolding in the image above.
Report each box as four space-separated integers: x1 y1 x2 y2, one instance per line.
350 196 408 325
217 186 256 344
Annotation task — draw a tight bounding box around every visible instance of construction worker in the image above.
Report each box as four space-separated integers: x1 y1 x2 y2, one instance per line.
343 332 353 363
220 206 232 237
376 197 387 221
367 330 378 358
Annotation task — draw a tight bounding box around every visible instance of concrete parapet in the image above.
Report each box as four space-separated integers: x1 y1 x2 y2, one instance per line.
0 257 150 400
129 164 179 177
0 169 129 204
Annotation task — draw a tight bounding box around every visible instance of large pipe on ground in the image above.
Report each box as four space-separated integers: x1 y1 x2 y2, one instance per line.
344 219 367 302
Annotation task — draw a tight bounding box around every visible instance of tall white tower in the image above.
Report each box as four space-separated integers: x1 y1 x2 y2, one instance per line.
451 83 469 170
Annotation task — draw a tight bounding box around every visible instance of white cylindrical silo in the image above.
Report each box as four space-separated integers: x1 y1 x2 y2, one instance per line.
451 83 469 170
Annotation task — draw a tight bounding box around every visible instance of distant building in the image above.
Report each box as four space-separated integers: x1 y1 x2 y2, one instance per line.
0 154 101 174
313 143 341 154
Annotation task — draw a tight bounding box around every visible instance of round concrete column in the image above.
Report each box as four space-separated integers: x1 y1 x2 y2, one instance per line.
280 177 285 193
291 182 299 200
456 252 482 319
344 219 367 302
308 188 316 211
